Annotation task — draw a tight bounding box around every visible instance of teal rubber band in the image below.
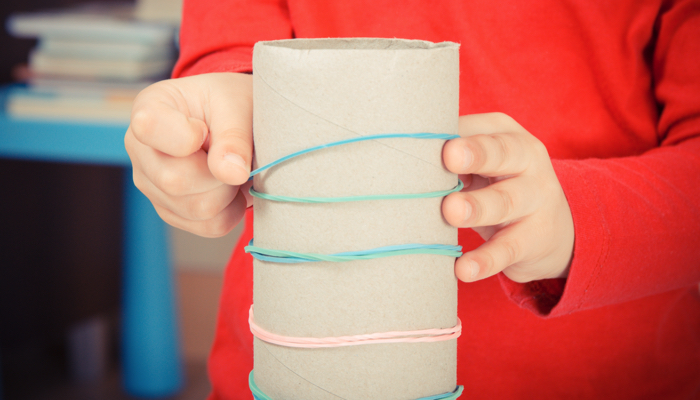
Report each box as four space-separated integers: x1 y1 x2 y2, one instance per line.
246 240 463 263
249 370 463 400
250 179 463 204
249 370 270 400
249 132 459 179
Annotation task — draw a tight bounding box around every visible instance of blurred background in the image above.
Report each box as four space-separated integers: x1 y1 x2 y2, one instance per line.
0 1 242 398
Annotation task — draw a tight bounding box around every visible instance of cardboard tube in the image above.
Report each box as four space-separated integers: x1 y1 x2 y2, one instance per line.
252 38 460 400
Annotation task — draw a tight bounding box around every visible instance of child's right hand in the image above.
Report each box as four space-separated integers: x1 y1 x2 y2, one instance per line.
124 73 253 237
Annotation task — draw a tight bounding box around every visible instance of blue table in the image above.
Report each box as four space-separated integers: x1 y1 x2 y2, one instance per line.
0 86 183 397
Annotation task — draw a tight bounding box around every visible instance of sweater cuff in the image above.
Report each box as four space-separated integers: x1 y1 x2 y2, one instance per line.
498 274 566 315
499 159 610 317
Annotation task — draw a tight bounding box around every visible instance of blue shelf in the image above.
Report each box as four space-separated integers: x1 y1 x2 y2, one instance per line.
0 85 131 166
0 84 183 397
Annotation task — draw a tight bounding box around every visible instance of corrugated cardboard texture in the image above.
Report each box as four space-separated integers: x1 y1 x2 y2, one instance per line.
252 38 460 399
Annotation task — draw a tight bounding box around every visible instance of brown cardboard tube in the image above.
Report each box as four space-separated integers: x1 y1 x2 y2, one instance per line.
252 38 460 400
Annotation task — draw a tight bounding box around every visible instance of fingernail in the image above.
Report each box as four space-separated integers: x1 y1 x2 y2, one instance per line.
224 153 248 172
462 147 473 170
468 260 479 279
462 200 472 224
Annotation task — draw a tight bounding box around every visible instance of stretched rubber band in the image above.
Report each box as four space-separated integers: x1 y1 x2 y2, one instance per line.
249 370 464 400
249 306 461 348
246 239 463 263
249 132 459 179
249 179 463 204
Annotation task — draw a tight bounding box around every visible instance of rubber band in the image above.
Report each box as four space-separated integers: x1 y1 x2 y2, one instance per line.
248 132 461 202
249 370 464 400
249 306 461 348
249 132 459 179
247 132 464 396
246 240 463 263
249 179 463 204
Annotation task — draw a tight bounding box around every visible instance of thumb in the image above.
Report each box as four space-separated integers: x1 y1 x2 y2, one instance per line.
205 73 254 186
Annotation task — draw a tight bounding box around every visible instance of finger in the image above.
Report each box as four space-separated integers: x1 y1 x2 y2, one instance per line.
444 113 547 177
153 189 248 238
133 168 239 221
205 73 254 186
126 127 223 196
442 175 537 228
130 80 209 157
458 112 525 137
450 174 492 241
444 132 530 177
455 222 533 282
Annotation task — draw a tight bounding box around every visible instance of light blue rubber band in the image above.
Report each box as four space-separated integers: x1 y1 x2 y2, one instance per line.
246 239 463 263
249 370 464 400
249 132 459 179
250 179 463 204
248 132 461 203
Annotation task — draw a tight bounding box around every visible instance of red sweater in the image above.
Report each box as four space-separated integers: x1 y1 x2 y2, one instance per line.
174 1 700 398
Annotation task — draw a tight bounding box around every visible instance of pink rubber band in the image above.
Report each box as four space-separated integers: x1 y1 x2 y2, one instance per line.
248 305 461 348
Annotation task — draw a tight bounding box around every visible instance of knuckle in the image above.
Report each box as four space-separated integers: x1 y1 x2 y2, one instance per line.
203 216 234 238
531 138 550 160
152 205 180 230
483 112 516 132
181 122 206 155
479 251 498 275
494 187 516 221
468 197 485 225
131 172 148 193
494 112 522 131
464 138 485 170
220 126 251 140
503 268 531 283
483 112 502 126
217 127 253 154
124 129 136 153
189 197 223 221
130 107 156 139
499 237 521 266
487 134 511 172
157 168 189 196
491 112 513 124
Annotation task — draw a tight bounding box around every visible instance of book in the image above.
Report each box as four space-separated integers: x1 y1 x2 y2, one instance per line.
5 2 176 124
29 51 174 81
7 3 176 45
6 85 134 124
37 37 174 61
135 0 183 24
28 77 153 96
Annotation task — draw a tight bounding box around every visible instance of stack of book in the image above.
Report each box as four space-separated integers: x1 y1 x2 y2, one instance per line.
5 2 179 124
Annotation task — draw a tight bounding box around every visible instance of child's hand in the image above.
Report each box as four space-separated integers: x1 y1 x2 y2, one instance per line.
442 113 574 283
124 73 254 237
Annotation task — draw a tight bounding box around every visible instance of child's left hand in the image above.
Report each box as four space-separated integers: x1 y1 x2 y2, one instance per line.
442 113 574 283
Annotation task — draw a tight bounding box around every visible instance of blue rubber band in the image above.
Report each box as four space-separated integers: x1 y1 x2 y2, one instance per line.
249 132 459 179
249 179 463 204
246 239 463 263
249 370 463 400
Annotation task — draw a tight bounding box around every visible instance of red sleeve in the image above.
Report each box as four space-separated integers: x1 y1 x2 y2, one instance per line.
172 0 294 78
500 0 700 317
